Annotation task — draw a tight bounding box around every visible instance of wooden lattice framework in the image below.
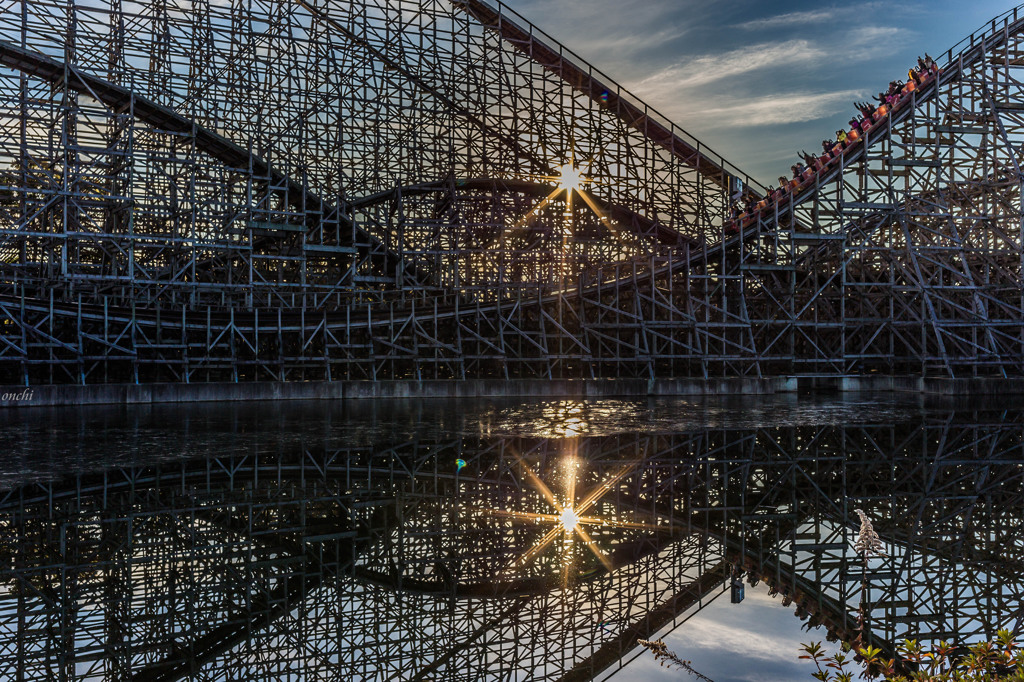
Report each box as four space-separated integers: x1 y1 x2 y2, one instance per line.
0 1 1021 384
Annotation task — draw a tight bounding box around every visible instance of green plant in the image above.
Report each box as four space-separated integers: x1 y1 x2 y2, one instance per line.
800 629 1024 680
800 640 890 681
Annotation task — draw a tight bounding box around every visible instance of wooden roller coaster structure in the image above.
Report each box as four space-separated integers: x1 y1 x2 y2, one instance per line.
0 1 1021 385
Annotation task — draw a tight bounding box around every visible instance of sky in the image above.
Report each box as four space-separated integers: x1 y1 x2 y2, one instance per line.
501 0 1019 185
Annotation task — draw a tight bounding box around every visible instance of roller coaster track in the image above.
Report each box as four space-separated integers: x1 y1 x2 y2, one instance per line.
0 0 744 284
0 2 1022 384
0 5 1012 325
448 0 763 202
0 35 703 291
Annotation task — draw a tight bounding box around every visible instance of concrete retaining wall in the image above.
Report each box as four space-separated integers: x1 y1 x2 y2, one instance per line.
1 375 1022 408
0 377 796 408
841 375 1024 396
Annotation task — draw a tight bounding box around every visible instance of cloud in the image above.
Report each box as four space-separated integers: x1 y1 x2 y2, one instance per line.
653 585 842 682
735 1 924 31
847 25 906 46
499 0 701 80
564 25 688 58
675 617 804 663
643 88 863 130
696 89 864 127
735 8 840 31
632 39 826 92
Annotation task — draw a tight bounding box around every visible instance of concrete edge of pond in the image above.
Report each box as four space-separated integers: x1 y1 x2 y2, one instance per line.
0 375 1021 408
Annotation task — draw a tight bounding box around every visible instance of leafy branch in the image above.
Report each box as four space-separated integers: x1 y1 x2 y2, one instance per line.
637 639 715 681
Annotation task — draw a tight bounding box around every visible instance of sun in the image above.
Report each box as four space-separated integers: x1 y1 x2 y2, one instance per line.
557 163 584 193
503 150 622 245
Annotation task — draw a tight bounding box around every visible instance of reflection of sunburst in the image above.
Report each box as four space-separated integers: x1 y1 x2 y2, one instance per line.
482 446 668 584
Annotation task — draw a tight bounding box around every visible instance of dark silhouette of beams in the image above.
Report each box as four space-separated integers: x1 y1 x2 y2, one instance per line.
0 39 426 286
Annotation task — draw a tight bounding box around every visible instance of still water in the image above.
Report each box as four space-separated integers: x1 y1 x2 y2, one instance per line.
0 394 1020 681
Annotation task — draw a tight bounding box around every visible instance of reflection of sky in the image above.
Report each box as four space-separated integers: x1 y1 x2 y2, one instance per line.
621 584 839 682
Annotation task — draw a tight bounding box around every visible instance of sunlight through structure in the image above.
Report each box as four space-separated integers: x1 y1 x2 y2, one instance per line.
0 0 759 387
